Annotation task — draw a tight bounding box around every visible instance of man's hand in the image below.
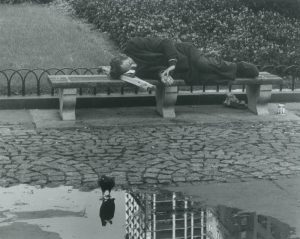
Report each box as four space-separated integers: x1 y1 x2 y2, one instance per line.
160 65 175 86
161 75 174 86
97 66 111 75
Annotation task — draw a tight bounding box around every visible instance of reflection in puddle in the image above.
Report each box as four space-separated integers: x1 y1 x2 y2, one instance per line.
125 190 298 239
100 197 115 226
0 185 298 239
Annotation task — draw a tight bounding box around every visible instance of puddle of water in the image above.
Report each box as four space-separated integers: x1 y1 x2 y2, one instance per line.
0 184 299 239
0 185 125 239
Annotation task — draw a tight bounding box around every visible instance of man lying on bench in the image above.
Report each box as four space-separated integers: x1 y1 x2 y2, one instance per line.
109 37 259 88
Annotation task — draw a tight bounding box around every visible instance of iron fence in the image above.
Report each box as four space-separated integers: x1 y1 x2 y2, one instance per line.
0 65 299 97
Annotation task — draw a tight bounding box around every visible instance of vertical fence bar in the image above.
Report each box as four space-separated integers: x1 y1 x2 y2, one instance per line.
184 198 188 239
7 80 11 97
191 200 194 239
107 87 111 95
22 79 25 96
37 79 41 96
135 86 139 94
153 194 156 239
172 192 176 239
203 210 207 238
200 209 204 239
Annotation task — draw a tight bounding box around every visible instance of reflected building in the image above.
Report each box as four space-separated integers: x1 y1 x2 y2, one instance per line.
125 191 209 239
125 191 297 239
125 191 152 239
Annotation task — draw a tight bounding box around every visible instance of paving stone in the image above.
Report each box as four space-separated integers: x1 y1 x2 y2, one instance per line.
279 162 295 167
158 179 172 184
172 177 186 182
144 178 158 184
0 155 10 163
219 168 235 173
144 173 158 178
289 166 300 171
251 172 265 178
158 174 172 180
48 175 65 181
280 170 293 175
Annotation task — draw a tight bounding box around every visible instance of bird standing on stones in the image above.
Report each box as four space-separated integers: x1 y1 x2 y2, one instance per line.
98 175 115 198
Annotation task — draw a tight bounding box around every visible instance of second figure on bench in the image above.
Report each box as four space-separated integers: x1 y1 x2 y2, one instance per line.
109 37 259 86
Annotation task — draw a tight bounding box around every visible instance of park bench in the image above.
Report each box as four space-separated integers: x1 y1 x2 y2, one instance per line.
47 71 282 120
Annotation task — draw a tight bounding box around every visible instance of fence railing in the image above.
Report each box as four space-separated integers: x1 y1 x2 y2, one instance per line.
0 65 299 97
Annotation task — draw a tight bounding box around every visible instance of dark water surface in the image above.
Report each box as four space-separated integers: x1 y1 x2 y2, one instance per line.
0 184 299 239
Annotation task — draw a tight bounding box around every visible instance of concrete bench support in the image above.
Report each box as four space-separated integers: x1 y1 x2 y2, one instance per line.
246 84 272 115
155 84 178 118
59 88 77 120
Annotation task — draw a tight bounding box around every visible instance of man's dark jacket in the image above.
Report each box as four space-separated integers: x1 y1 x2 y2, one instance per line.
124 37 237 84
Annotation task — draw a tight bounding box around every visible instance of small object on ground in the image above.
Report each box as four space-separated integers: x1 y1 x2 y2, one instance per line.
277 104 286 114
98 175 115 198
223 93 247 109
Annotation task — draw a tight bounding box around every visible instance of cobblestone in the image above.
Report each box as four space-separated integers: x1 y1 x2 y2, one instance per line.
0 121 299 188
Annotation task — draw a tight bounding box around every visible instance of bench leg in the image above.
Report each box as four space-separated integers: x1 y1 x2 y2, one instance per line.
246 84 272 115
59 88 77 120
155 85 178 118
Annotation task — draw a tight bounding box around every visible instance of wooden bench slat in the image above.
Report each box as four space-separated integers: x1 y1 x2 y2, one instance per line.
231 72 282 85
231 78 282 85
48 75 186 88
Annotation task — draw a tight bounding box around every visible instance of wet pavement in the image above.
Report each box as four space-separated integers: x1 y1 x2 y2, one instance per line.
0 183 299 239
0 104 299 238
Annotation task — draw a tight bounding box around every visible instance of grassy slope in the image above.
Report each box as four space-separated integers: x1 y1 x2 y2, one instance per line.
0 3 119 69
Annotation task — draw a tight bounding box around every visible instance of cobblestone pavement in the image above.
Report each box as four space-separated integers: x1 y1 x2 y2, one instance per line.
0 119 300 189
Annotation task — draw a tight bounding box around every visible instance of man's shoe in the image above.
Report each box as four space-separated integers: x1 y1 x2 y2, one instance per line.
223 93 247 109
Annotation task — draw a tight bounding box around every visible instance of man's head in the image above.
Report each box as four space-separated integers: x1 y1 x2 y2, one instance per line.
109 54 136 79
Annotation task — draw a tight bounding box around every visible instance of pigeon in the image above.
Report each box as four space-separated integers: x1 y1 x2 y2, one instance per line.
98 175 115 197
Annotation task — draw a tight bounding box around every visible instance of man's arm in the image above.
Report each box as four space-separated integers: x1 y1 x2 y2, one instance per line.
157 39 177 85
158 38 178 68
124 37 178 85
125 37 178 66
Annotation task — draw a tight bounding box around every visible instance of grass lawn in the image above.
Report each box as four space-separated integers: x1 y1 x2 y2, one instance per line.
0 3 119 69
0 3 120 95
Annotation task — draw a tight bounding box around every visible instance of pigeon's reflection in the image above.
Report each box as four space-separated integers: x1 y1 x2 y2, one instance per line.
99 197 115 227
